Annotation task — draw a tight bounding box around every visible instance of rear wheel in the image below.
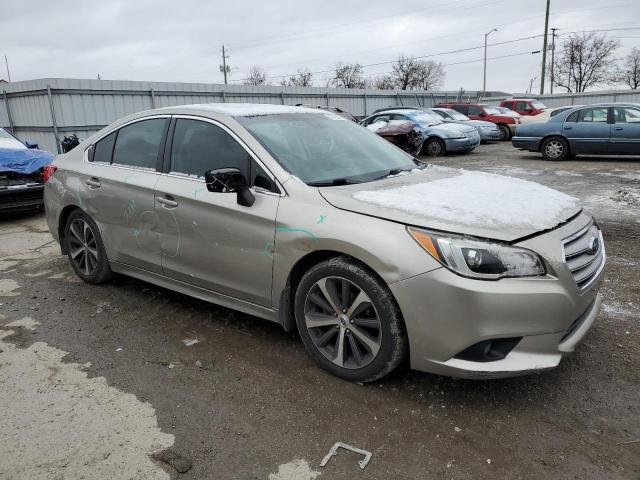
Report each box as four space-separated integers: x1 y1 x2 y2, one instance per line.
541 136 569 161
498 124 511 141
65 210 113 284
295 257 408 383
424 138 445 157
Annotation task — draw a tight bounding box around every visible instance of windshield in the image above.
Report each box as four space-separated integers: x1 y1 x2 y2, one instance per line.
406 112 443 126
440 109 469 121
238 113 416 185
0 128 26 150
531 100 547 109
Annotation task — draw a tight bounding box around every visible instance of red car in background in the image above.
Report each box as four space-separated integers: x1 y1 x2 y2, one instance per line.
500 98 549 117
434 102 520 140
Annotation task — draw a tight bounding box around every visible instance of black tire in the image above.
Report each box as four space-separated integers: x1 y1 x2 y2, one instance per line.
541 136 569 161
498 124 511 141
294 257 408 383
424 138 445 157
64 210 114 284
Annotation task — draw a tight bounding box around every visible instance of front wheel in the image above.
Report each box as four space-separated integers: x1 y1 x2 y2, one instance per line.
424 138 445 157
498 124 511 141
541 137 569 161
64 210 114 284
295 257 408 383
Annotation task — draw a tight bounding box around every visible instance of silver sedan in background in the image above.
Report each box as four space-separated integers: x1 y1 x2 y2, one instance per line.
431 107 502 142
43 104 604 382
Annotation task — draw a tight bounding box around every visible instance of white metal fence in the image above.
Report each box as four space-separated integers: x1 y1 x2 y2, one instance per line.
2 78 638 154
0 78 487 154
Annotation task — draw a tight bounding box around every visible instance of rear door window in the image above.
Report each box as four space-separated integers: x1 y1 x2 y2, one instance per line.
576 107 609 123
91 131 117 164
452 105 469 115
112 118 169 170
169 119 251 179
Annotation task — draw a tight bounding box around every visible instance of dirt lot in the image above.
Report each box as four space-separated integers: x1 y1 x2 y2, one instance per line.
0 142 638 480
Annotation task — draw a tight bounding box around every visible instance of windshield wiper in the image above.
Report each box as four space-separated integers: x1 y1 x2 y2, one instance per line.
307 178 362 187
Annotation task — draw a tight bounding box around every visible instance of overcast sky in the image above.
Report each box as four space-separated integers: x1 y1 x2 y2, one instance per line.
2 0 639 93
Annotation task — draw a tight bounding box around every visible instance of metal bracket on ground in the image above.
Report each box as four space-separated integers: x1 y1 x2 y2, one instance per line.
319 442 372 470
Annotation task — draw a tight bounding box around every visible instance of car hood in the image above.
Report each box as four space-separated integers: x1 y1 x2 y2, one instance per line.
319 165 582 242
467 119 497 128
423 122 477 135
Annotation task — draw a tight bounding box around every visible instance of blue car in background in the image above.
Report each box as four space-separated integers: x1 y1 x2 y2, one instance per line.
0 127 55 213
512 103 640 160
361 108 480 157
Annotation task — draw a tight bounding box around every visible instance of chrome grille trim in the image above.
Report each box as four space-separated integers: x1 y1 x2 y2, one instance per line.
562 221 606 291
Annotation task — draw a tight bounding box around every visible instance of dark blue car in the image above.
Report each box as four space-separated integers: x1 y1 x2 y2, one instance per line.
0 127 55 212
512 103 640 160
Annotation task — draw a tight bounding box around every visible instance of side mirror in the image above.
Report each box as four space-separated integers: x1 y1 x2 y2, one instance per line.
25 141 38 149
204 168 255 207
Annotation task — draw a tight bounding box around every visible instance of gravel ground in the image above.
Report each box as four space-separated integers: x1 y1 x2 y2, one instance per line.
0 142 638 479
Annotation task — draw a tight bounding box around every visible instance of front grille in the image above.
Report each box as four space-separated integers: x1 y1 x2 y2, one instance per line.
562 222 605 291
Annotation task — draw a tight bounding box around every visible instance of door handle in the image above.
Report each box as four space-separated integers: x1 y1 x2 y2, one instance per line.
156 195 178 208
85 177 101 188
563 126 572 130
615 127 624 130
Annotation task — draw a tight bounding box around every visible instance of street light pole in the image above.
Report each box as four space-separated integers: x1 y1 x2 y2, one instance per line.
483 28 498 99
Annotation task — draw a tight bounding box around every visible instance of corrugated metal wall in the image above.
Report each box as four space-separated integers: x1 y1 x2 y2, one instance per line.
0 78 483 153
2 77 639 154
483 89 640 108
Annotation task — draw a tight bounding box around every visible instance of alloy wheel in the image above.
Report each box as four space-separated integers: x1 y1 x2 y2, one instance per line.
304 276 382 369
426 140 442 157
545 140 564 159
68 218 99 276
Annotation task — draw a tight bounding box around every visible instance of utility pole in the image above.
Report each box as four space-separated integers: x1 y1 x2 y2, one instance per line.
550 28 558 94
219 45 230 85
4 55 11 82
540 0 551 94
482 28 498 99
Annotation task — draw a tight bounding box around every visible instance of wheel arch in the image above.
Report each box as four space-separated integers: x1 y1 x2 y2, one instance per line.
277 250 400 333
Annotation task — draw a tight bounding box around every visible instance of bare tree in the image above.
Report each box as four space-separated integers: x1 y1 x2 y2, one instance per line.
282 68 313 87
244 66 267 85
613 47 640 89
332 63 366 88
368 74 396 90
414 60 445 91
552 32 620 92
391 55 419 90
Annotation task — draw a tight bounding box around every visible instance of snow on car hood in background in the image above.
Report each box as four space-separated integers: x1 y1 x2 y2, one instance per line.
319 165 582 242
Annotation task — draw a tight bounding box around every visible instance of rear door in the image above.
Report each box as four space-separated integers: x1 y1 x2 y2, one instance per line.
563 107 611 154
610 106 640 154
84 117 169 273
154 116 280 306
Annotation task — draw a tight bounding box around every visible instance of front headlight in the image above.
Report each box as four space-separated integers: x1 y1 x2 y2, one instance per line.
408 227 545 279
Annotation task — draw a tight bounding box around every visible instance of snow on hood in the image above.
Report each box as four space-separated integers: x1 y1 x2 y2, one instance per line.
320 166 582 242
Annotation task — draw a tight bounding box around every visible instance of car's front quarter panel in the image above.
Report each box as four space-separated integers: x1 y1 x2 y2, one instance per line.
271 179 442 307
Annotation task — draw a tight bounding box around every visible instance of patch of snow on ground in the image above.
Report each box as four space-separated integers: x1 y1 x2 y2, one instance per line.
268 459 320 480
353 167 581 231
554 170 584 177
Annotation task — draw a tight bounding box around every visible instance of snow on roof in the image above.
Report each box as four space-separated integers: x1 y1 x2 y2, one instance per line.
175 103 327 117
353 166 581 231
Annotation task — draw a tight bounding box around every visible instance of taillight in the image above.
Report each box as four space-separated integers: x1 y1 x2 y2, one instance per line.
42 164 57 183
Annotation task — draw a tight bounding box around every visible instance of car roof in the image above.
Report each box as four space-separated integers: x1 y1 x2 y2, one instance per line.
152 103 327 117
370 108 425 116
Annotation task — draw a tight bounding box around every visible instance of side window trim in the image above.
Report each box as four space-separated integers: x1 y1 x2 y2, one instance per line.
166 114 285 196
84 115 171 173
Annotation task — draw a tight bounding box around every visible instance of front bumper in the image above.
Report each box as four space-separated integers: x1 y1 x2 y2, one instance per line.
0 184 44 212
389 214 605 379
479 129 502 141
444 136 480 152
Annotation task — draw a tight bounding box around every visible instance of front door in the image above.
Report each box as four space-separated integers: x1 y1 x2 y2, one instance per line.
610 105 640 154
82 117 169 273
154 117 280 307
563 106 611 154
